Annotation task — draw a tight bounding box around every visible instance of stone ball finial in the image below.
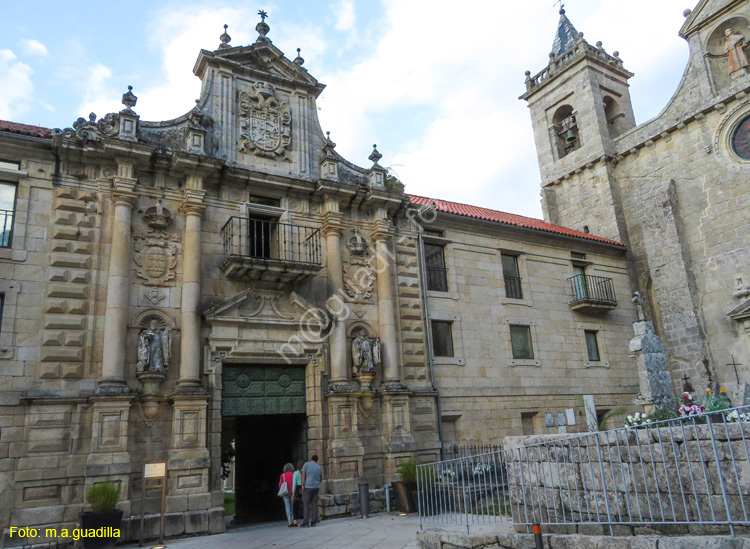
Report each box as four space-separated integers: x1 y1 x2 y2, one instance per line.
256 10 271 42
219 24 232 49
683 8 692 17
293 47 305 66
369 144 383 164
596 41 603 48
524 70 531 77
613 51 620 58
122 85 137 110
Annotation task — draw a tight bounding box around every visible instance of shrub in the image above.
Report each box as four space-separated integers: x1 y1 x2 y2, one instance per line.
396 459 418 483
86 482 121 513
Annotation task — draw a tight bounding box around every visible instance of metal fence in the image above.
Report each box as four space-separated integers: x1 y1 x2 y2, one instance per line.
567 273 616 305
418 406 750 536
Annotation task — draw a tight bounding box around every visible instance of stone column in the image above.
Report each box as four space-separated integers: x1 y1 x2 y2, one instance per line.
323 200 349 386
372 218 399 383
98 162 137 394
178 176 206 392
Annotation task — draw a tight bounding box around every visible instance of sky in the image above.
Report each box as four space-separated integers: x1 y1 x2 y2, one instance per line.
0 0 692 219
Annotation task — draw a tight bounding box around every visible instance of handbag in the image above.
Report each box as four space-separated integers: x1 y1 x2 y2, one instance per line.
278 475 289 497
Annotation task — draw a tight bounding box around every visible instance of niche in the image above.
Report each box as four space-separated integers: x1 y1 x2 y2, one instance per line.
707 16 750 91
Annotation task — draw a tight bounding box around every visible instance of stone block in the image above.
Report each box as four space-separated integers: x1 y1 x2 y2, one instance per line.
188 492 212 511
184 510 208 534
164 513 185 537
208 507 225 534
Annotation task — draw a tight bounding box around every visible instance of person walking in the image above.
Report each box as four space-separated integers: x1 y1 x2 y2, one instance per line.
299 455 322 527
292 460 304 526
278 463 295 527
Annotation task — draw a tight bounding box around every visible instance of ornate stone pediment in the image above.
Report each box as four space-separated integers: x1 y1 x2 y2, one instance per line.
729 298 750 322
204 288 324 327
238 82 291 159
133 230 178 286
56 112 119 142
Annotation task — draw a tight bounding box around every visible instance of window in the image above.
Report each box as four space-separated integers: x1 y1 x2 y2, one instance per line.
424 243 448 292
431 320 454 357
0 181 17 248
501 254 523 299
584 330 600 362
509 324 534 359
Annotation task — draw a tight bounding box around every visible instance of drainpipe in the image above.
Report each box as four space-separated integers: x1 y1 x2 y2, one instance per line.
415 208 444 460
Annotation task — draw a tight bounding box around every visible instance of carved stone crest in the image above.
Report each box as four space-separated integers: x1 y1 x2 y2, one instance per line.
344 255 375 303
134 230 178 286
238 82 292 158
57 112 119 142
142 201 173 229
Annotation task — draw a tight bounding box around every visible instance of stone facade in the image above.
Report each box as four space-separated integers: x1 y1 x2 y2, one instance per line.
420 208 638 446
522 0 750 401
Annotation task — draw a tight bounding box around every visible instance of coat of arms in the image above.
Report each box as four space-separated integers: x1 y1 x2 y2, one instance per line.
134 231 178 286
238 82 292 159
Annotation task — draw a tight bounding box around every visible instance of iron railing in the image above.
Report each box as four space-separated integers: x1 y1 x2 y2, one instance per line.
221 217 322 265
0 208 13 247
418 406 750 536
426 266 449 292
567 274 616 305
504 275 523 299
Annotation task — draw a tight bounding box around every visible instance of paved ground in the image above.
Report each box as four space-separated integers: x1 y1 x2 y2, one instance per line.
121 513 514 549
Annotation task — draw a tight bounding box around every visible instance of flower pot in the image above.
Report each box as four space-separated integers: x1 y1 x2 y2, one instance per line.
80 510 123 549
392 481 417 513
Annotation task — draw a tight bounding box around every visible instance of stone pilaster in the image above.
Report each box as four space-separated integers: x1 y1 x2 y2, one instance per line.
372 218 400 384
323 203 349 387
98 163 137 394
177 176 206 393
326 393 364 493
381 392 415 481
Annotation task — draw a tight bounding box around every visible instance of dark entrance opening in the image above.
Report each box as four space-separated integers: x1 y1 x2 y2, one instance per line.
221 365 307 524
229 414 307 523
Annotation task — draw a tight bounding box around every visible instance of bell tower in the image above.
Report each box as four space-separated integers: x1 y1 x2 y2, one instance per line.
520 8 636 239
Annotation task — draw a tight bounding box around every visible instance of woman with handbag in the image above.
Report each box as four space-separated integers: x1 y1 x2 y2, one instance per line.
278 463 295 526
292 460 304 526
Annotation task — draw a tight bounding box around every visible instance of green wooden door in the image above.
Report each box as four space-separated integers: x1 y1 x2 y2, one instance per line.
222 365 306 416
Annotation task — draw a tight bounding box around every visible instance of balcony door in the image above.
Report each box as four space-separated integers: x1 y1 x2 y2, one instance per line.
248 215 273 259
572 265 588 300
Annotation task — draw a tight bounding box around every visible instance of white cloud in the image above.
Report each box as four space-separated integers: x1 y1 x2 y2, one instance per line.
0 50 34 120
20 39 48 57
315 0 689 218
77 63 121 119
334 1 356 32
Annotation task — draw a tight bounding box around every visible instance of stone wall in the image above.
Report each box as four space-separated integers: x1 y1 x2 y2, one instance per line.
503 423 750 532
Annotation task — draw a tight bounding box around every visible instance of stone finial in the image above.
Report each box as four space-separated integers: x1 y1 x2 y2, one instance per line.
293 47 305 66
122 86 137 111
323 131 336 157
219 24 232 49
256 10 271 42
683 8 692 17
369 144 383 165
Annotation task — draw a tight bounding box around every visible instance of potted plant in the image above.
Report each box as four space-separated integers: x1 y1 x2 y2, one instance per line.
392 459 418 513
80 482 123 549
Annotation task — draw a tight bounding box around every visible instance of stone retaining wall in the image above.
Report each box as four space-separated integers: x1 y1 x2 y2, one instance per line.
503 423 750 530
319 487 394 518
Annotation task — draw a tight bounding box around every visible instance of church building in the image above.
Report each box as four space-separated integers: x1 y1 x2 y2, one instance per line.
1 0 746 544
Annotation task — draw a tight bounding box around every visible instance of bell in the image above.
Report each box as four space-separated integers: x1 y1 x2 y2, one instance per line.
566 129 576 143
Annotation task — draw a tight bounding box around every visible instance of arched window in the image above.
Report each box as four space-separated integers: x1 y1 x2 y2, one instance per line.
603 96 626 138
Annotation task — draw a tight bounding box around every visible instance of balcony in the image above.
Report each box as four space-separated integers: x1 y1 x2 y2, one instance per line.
220 217 323 283
567 274 617 314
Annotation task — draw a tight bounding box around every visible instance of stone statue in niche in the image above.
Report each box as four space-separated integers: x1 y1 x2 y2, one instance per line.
632 291 645 322
724 28 749 79
137 320 172 372
352 334 380 376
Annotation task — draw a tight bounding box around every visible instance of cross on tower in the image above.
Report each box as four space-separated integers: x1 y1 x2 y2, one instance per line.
726 355 743 384
553 0 565 11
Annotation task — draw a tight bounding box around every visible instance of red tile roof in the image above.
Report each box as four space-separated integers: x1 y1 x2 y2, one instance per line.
409 194 625 247
0 120 52 139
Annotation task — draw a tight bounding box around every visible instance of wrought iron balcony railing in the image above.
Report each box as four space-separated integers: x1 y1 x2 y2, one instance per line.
567 274 617 313
503 275 523 299
220 217 323 282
